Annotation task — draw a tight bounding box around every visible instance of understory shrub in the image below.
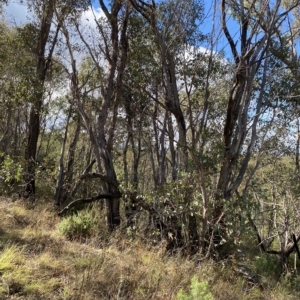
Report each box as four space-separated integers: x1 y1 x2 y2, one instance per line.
253 254 281 277
176 276 214 300
0 154 23 194
57 209 97 239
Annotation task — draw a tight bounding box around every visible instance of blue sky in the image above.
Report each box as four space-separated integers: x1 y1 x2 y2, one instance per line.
1 0 256 62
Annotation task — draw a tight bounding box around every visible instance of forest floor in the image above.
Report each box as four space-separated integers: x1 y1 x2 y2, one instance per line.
0 197 299 300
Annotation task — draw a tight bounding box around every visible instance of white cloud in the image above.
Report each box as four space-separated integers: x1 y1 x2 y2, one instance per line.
2 2 103 27
2 1 31 25
80 6 105 28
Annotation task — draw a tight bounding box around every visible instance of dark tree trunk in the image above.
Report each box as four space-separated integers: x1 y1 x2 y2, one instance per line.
24 107 40 198
206 0 279 251
24 0 58 199
60 114 81 203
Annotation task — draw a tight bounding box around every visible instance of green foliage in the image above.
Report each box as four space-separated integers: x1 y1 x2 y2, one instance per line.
253 254 281 278
280 273 300 293
16 23 39 53
0 154 23 194
1 155 22 182
57 209 97 240
153 172 198 204
157 0 205 48
177 276 214 300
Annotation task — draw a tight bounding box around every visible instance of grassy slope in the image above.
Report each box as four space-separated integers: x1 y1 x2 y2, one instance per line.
0 197 299 300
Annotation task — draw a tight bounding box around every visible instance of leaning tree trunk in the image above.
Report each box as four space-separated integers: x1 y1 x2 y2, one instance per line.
67 0 129 230
207 0 285 251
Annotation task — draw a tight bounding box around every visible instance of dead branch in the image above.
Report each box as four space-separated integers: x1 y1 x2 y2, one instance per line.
285 234 300 258
80 172 119 188
247 213 279 255
125 192 155 212
292 234 300 260
67 159 96 201
58 192 122 216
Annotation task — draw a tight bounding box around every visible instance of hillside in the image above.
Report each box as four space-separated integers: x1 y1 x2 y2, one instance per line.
0 197 298 300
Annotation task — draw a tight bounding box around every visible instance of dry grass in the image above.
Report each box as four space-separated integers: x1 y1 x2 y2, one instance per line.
0 197 298 299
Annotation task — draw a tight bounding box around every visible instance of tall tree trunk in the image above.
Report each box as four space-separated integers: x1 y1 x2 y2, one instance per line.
97 0 129 230
123 94 142 226
129 0 188 174
296 118 300 175
158 110 167 185
207 0 285 250
168 112 177 181
65 0 130 230
162 52 188 172
63 114 81 200
54 109 71 206
0 107 12 155
24 0 58 199
129 0 196 253
123 134 130 189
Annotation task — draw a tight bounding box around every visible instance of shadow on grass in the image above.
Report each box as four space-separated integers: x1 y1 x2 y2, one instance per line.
0 227 64 255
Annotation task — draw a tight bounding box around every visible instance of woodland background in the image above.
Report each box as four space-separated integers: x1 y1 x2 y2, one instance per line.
1 0 300 298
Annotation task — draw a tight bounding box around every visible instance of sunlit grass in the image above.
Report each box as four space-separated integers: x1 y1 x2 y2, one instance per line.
0 197 299 299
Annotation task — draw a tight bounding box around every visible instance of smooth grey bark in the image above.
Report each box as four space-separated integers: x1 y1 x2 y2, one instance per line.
54 109 71 207
129 0 188 174
210 0 295 247
167 112 177 181
129 0 198 253
54 110 81 206
58 0 129 230
66 116 81 183
296 118 300 175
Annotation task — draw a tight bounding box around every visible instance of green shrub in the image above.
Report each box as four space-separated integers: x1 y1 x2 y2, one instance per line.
253 254 281 277
177 276 214 300
0 154 23 194
57 209 97 239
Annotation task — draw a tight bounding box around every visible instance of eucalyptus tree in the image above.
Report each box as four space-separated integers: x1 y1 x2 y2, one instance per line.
0 20 51 193
129 0 205 176
178 46 230 252
199 0 300 249
264 1 300 175
122 12 169 189
230 2 300 269
126 0 208 254
0 22 32 159
17 0 60 199
56 0 130 230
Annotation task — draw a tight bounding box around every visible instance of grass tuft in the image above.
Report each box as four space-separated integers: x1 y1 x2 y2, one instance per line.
0 198 299 299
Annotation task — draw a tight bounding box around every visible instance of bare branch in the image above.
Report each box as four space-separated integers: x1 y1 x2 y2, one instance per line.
68 159 96 199
221 0 239 64
58 192 122 216
292 234 300 260
80 172 119 188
